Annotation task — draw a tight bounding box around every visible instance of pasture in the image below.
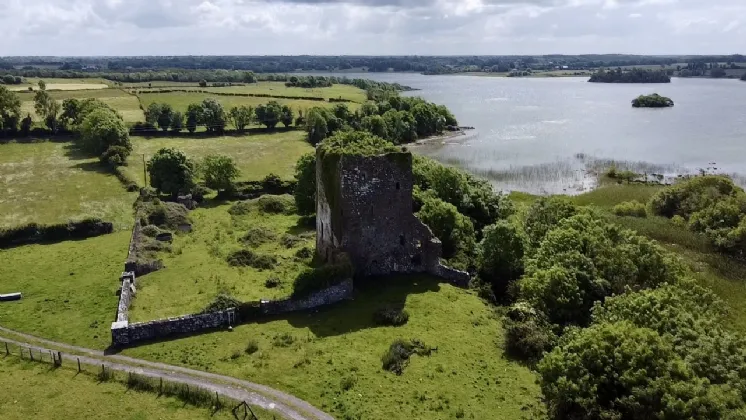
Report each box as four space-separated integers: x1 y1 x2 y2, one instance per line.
16 89 144 124
0 141 135 229
128 131 313 185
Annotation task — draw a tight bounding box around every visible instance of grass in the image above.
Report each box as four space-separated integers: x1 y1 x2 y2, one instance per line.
128 131 312 185
0 232 130 349
128 202 315 322
0 141 136 229
137 91 351 118
125 81 367 103
0 355 273 420
9 77 111 91
19 94 144 124
123 275 543 420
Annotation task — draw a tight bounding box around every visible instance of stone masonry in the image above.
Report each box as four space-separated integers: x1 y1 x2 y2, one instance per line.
316 149 470 286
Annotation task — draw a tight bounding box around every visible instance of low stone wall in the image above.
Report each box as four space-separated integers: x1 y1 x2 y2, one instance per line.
260 279 353 315
111 308 237 347
115 272 136 323
432 264 471 288
123 221 141 273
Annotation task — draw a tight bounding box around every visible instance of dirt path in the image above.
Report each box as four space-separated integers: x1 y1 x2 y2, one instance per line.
0 326 333 420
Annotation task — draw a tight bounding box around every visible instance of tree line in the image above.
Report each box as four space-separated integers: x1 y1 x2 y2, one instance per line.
589 68 671 83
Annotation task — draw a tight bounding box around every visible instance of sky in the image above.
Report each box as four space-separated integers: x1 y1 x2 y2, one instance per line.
0 0 744 56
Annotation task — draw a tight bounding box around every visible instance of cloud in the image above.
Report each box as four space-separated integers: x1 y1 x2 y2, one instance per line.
0 0 744 55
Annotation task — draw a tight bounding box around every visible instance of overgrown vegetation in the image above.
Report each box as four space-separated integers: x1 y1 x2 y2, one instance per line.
381 339 436 375
631 93 674 108
373 306 410 326
291 254 353 298
226 249 277 270
612 200 647 217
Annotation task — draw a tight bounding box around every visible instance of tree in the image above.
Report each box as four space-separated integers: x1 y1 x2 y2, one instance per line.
255 100 283 129
147 148 196 197
199 79 207 87
280 105 293 128
242 72 257 84
293 153 317 215
360 102 379 117
61 98 81 128
479 220 526 296
0 86 22 134
710 67 727 78
170 111 184 133
361 115 388 139
144 102 162 127
305 108 328 145
157 103 174 132
228 105 253 131
741 72 746 81
186 103 201 133
416 192 476 264
200 154 240 193
37 80 46 91
332 103 352 122
538 322 727 420
78 108 131 157
631 93 674 108
20 114 32 136
200 98 226 133
33 83 61 133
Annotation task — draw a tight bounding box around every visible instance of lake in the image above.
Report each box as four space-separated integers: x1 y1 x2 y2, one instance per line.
307 72 746 194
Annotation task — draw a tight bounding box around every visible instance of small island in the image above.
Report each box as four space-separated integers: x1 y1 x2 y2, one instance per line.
632 93 674 108
589 68 671 83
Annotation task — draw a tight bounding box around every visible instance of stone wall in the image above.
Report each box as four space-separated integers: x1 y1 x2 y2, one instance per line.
260 279 353 315
315 150 470 286
111 308 237 347
115 272 136 323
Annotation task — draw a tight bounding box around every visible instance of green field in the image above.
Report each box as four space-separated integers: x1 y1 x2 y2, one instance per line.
16 89 144 124
0 357 238 420
0 141 135 229
129 202 314 321
124 275 542 420
0 232 130 349
9 77 112 91
128 131 313 184
126 81 367 103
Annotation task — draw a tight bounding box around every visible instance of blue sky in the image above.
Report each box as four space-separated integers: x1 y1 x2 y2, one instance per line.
1 0 743 55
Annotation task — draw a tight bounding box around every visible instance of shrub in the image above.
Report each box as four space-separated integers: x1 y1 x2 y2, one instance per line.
292 254 353 298
416 192 476 265
241 227 277 248
293 153 317 216
256 194 296 214
261 173 284 192
138 200 190 230
478 220 527 297
245 339 259 355
200 154 240 192
381 339 435 375
202 293 241 314
340 376 357 391
226 249 277 270
140 225 163 237
228 201 252 216
631 93 674 108
273 333 295 347
100 145 130 166
504 302 557 363
612 200 647 217
264 276 281 288
523 197 577 248
538 321 727 420
78 107 131 156
373 306 410 326
295 247 313 259
281 234 302 248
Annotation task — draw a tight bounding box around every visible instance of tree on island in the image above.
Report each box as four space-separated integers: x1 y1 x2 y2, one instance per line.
632 93 674 108
589 68 670 83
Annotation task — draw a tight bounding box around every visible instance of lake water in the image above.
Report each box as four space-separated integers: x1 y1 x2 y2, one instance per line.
308 72 746 194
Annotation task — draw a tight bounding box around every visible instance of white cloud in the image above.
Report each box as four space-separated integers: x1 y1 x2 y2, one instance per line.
0 0 744 55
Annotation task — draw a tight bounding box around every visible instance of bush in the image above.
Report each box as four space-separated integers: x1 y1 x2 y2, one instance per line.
523 197 577 248
256 194 296 215
538 321 728 420
631 93 674 108
200 154 240 192
281 234 301 248
416 192 476 265
78 107 131 156
506 302 557 359
478 220 527 297
381 339 435 375
612 200 647 217
226 249 277 270
138 200 190 230
273 333 295 347
295 247 313 259
373 306 410 326
241 227 277 248
140 225 163 237
264 276 281 288
292 255 353 298
228 201 252 216
340 376 357 391
261 173 284 192
202 293 241 314
100 145 130 166
245 339 259 355
293 153 317 216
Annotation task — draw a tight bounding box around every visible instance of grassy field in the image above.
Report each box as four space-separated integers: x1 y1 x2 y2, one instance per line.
138 91 349 118
125 81 367 103
129 202 315 321
9 77 111 91
124 275 543 420
128 131 313 185
16 89 144 124
0 232 130 349
0 141 136 229
0 356 246 420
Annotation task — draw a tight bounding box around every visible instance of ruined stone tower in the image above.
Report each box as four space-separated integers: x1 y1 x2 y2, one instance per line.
315 148 470 286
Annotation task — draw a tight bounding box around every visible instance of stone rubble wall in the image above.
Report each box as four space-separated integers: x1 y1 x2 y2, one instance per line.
115 272 136 323
260 279 353 315
111 308 237 347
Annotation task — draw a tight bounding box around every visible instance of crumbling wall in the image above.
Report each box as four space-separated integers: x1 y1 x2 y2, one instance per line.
260 279 353 315
115 272 136 323
111 308 237 347
315 150 469 286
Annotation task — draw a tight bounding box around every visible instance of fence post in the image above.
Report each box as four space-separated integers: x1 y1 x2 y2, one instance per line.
77 358 81 373
215 391 219 407
29 348 33 361
5 342 8 355
57 351 62 366
159 377 163 394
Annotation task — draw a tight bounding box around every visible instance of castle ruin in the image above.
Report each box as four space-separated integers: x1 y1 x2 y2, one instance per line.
315 148 470 286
